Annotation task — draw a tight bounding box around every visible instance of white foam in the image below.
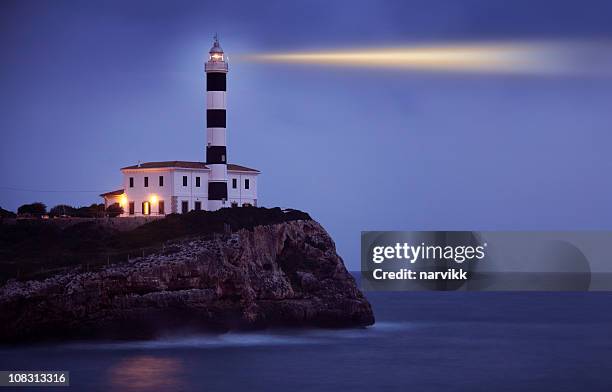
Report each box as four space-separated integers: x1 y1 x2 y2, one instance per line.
64 333 318 351
58 322 413 351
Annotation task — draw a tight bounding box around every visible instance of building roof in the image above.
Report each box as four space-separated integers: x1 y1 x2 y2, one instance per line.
210 34 223 54
121 161 208 170
120 161 260 173
227 164 260 173
100 189 124 197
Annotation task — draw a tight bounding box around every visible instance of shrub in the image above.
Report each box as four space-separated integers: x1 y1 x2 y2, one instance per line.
91 203 106 218
0 207 16 219
49 205 77 217
74 204 105 218
17 202 47 217
106 203 124 218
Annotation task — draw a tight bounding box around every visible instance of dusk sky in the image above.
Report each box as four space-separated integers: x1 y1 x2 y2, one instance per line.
2 0 612 269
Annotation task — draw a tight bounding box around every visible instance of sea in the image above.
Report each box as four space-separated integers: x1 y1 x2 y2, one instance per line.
1 274 611 391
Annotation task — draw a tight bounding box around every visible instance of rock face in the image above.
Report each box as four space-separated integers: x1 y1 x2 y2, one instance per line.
0 219 374 342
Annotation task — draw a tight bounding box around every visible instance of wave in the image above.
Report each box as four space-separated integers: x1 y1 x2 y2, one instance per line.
64 333 317 351
62 322 415 351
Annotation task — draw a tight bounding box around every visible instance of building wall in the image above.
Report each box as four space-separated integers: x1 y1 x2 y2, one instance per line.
228 171 258 207
118 167 258 215
122 169 176 216
171 169 209 212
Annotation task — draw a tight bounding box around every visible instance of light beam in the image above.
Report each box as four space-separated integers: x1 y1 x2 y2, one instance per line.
244 41 611 76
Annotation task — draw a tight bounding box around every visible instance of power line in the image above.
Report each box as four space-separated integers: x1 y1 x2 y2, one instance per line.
0 186 111 193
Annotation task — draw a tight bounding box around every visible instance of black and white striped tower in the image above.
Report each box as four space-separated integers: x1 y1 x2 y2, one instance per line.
205 34 228 210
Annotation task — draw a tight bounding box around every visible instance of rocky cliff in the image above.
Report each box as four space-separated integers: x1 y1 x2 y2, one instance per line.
0 219 374 342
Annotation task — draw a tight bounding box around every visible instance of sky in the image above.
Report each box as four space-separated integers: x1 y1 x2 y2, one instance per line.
1 0 612 269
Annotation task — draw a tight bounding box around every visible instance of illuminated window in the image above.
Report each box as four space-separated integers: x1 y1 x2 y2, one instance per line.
142 201 150 215
210 53 224 61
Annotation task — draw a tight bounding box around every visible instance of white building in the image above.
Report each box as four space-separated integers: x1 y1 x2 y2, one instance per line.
101 36 260 216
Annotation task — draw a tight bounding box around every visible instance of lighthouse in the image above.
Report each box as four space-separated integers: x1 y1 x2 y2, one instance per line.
103 35 260 215
205 34 229 210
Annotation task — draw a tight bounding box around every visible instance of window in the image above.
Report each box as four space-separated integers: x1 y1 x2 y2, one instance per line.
232 178 237 189
194 201 201 211
142 201 150 215
129 202 135 215
129 177 134 188
196 176 201 187
183 176 188 186
158 200 165 215
181 201 189 214
144 177 149 187
159 176 164 187
245 179 250 190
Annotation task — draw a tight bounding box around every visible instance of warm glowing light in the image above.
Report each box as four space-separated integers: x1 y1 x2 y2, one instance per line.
109 356 183 390
149 195 158 204
119 194 127 207
244 41 577 75
211 53 224 61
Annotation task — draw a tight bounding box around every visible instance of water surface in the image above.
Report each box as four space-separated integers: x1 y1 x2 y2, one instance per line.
1 289 611 391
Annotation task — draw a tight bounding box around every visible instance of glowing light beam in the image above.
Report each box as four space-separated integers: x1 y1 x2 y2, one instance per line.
244 41 611 76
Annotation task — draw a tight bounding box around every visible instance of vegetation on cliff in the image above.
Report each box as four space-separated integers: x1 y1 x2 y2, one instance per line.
0 207 311 283
0 207 16 219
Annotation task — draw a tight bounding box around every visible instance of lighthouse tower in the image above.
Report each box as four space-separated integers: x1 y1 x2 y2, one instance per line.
205 34 229 210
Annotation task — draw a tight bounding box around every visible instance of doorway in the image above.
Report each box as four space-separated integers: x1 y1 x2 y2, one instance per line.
142 201 150 215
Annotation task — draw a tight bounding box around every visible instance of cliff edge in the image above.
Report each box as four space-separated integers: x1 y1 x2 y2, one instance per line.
0 212 374 342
